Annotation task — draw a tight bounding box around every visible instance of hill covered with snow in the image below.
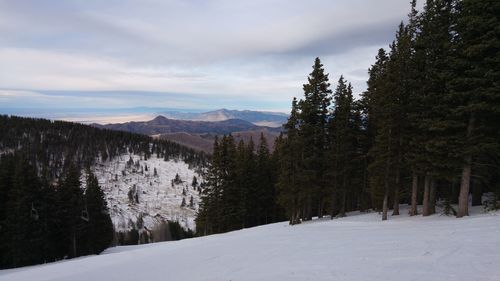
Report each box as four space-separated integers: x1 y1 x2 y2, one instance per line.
90 153 203 233
1 206 498 281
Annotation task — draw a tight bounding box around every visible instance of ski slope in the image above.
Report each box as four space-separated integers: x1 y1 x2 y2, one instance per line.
1 206 499 281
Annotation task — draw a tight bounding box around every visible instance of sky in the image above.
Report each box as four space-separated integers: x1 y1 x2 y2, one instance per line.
0 0 417 116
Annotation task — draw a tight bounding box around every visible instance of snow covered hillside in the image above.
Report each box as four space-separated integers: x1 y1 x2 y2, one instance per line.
2 206 499 281
90 154 202 232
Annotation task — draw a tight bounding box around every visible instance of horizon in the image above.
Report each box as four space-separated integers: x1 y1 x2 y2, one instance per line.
0 106 290 124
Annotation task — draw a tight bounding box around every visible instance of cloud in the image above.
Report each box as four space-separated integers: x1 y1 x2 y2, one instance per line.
0 0 415 111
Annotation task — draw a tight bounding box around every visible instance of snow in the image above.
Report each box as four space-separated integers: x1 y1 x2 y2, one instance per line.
1 205 499 281
89 154 202 231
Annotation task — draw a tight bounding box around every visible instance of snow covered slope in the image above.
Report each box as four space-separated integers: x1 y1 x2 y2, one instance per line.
90 154 202 231
1 206 499 281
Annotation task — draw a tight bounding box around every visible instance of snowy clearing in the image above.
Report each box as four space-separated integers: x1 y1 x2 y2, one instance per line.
1 206 499 281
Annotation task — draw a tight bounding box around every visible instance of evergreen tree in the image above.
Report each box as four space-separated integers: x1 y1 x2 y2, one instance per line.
2 156 44 267
297 57 332 220
327 76 357 217
276 98 304 225
256 133 275 224
83 172 114 255
55 164 85 258
449 0 500 217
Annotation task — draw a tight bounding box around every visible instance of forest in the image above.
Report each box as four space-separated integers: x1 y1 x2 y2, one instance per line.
196 0 499 233
0 116 208 268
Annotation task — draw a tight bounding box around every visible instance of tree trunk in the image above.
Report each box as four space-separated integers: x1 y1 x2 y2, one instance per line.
429 179 436 214
392 188 400 215
72 232 77 258
306 195 312 220
339 190 346 217
330 172 337 219
382 127 392 221
382 189 389 221
457 155 472 218
339 177 347 217
410 172 418 216
392 170 400 216
457 115 474 218
422 174 431 216
318 199 323 219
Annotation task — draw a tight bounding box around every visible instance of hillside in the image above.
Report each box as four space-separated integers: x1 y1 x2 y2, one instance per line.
1 206 498 281
96 115 281 135
159 109 288 127
158 130 279 153
91 153 202 233
0 115 207 241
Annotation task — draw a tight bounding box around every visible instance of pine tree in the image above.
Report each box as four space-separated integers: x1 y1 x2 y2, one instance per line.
276 98 304 225
449 0 500 217
2 156 45 267
56 164 85 258
196 137 222 235
327 76 357 217
83 171 113 255
413 0 459 216
256 133 275 224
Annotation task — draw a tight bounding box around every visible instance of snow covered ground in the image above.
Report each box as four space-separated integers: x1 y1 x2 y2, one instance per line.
90 154 203 231
1 206 499 281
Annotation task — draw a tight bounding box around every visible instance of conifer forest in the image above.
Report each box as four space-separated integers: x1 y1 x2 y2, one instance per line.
0 116 207 268
196 0 499 232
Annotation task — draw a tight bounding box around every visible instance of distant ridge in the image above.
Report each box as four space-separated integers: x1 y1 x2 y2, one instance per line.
95 115 282 136
94 115 282 153
159 108 288 127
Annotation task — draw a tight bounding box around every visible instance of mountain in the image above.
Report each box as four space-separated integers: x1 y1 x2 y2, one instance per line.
95 116 282 153
3 205 498 281
157 133 215 153
160 109 288 127
96 116 280 135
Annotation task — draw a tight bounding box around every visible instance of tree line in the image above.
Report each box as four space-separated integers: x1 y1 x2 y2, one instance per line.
195 134 285 235
196 0 499 231
0 115 209 180
0 154 113 268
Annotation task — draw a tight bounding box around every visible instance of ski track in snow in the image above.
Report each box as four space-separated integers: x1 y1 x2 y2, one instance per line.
1 206 499 281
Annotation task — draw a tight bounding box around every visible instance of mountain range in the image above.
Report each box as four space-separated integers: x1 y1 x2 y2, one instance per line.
95 114 283 153
96 115 281 135
158 108 288 127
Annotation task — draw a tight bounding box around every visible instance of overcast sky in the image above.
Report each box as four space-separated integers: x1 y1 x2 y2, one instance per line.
0 0 417 113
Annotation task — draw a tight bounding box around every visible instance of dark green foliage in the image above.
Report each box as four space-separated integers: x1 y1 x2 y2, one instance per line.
327 76 360 217
276 99 306 224
297 58 333 220
196 134 283 235
82 172 114 255
0 155 114 269
168 221 194 240
0 155 45 267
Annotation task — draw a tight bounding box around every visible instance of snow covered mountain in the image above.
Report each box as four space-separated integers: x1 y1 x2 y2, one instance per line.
89 153 203 234
2 206 498 281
